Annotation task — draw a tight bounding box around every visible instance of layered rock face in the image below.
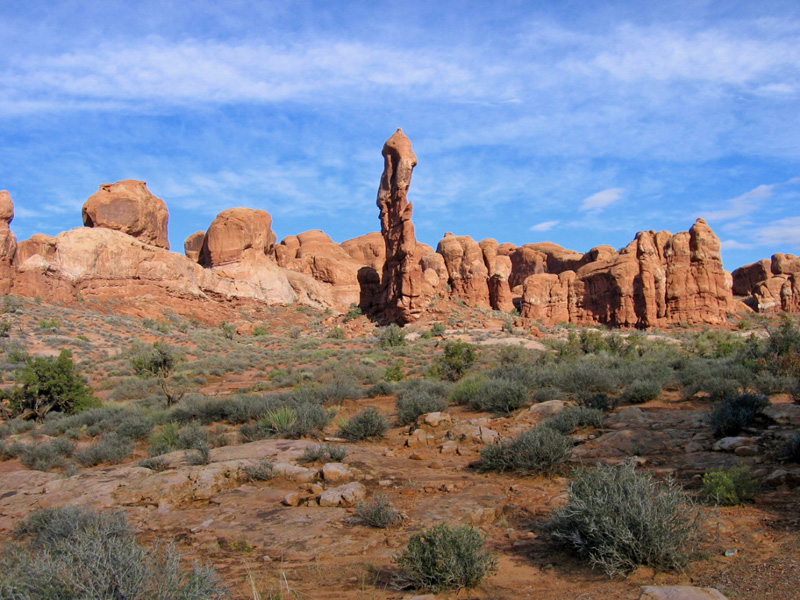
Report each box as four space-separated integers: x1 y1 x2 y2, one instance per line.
375 129 443 323
732 253 800 313
0 191 17 294
519 219 733 327
82 180 169 249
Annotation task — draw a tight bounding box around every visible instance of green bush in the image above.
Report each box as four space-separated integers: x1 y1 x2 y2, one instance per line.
396 384 448 425
701 465 759 506
338 407 389 441
547 461 702 577
394 523 496 592
434 341 477 381
2 350 98 421
384 362 405 382
541 406 605 435
74 434 133 467
708 393 769 438
478 426 572 475
430 322 447 337
355 494 401 528
0 506 228 599
621 379 662 404
378 324 406 347
148 422 180 456
18 438 75 471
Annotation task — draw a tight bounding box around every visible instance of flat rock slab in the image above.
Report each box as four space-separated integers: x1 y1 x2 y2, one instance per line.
640 586 729 600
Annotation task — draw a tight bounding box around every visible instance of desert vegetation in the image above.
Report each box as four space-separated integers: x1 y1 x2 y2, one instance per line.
0 296 798 598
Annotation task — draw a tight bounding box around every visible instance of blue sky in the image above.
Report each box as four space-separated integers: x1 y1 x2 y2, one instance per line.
1 1 799 271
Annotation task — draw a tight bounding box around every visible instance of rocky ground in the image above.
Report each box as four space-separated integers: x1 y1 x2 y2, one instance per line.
0 297 799 600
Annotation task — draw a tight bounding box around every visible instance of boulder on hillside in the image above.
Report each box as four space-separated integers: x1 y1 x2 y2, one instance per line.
199 208 276 267
82 180 169 249
184 231 205 262
732 253 800 313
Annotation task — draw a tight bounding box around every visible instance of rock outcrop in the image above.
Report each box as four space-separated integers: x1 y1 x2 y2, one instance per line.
519 219 733 327
199 208 276 268
732 253 800 313
0 190 17 294
82 180 169 249
183 231 205 262
375 129 442 323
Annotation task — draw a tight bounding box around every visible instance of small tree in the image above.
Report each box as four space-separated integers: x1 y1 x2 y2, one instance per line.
2 350 98 421
130 342 187 407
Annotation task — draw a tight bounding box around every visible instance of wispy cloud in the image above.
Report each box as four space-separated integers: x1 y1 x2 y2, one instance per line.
755 216 800 248
580 188 625 212
720 239 752 250
530 220 559 232
704 184 775 222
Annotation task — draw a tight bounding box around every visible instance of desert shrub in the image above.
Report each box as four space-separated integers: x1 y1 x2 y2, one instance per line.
708 392 769 437
148 422 180 456
243 460 274 481
378 324 406 347
1 295 20 313
344 304 363 321
394 523 496 592
186 442 211 465
130 342 188 407
434 341 477 381
701 465 759 506
578 392 617 412
301 443 348 463
366 381 397 397
472 377 529 415
139 456 170 471
478 426 572 475
220 321 236 340
487 362 542 390
327 326 345 339
430 322 447 337
74 434 133 467
0 417 35 439
355 494 401 528
542 406 605 435
114 413 154 441
782 432 800 462
621 379 662 404
18 438 75 471
532 386 565 403
2 350 98 421
384 362 405 382
555 356 620 396
310 374 364 405
36 318 61 331
338 407 389 441
450 373 489 406
547 461 702 577
109 376 162 402
0 320 12 337
0 506 227 599
395 381 449 426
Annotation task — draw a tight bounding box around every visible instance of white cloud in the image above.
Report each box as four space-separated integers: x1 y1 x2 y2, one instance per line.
755 216 800 248
720 239 752 250
703 184 775 222
580 188 625 212
530 220 559 232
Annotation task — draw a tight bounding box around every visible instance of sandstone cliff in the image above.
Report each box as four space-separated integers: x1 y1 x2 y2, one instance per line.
732 253 800 313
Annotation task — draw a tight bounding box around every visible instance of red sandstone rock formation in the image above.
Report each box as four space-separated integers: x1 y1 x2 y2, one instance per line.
184 231 205 262
732 253 800 313
437 234 491 309
82 180 169 249
0 191 17 294
375 129 441 323
519 218 733 327
199 208 276 267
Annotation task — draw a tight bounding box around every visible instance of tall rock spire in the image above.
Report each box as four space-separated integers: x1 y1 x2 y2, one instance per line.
375 129 437 323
